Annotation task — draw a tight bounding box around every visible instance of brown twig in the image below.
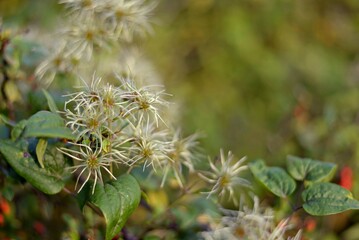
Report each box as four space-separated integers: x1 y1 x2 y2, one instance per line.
0 36 15 120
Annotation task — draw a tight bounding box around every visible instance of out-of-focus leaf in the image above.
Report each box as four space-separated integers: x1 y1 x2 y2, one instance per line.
6 37 47 70
1 185 14 201
249 160 296 198
0 140 64 194
4 81 22 103
0 114 14 127
147 190 168 214
144 235 161 240
342 223 359 240
42 89 59 113
302 182 359 216
90 174 141 240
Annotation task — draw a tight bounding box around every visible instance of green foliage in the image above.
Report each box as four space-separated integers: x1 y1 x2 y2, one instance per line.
302 183 359 216
250 156 359 217
249 159 296 198
2 0 359 238
23 111 75 140
89 174 141 240
287 155 337 184
1 108 90 236
0 114 14 127
11 119 27 140
0 140 65 194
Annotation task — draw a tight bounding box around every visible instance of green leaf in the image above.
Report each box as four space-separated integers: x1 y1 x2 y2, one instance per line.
249 160 296 198
11 119 28 141
0 114 14 127
0 140 65 194
23 111 75 140
302 182 359 216
76 183 91 210
36 138 47 168
1 185 15 201
43 146 70 176
42 89 59 113
7 37 46 69
89 174 141 240
287 155 337 183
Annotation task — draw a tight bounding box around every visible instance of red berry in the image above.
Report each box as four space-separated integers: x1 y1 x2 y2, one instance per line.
33 221 46 235
340 166 353 190
305 218 316 232
0 214 4 226
0 199 11 216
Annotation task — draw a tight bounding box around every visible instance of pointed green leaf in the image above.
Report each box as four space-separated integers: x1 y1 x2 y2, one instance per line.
76 183 92 210
11 119 28 140
0 140 65 194
0 114 14 127
249 160 296 198
302 182 359 216
287 155 337 183
42 89 59 113
23 111 75 140
89 174 141 240
36 138 47 168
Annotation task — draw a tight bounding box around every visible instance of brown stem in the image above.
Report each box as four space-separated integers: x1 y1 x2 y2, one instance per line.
1 37 15 120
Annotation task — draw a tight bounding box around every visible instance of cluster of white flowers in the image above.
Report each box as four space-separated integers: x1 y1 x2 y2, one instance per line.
35 1 305 238
35 0 155 86
34 0 203 194
59 74 199 193
201 196 302 240
60 0 155 41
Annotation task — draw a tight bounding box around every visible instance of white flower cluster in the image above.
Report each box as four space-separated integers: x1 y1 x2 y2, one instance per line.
59 75 199 193
60 0 155 42
201 196 302 240
35 0 155 86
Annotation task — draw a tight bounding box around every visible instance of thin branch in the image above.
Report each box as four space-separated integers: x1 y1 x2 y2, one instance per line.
0 37 15 120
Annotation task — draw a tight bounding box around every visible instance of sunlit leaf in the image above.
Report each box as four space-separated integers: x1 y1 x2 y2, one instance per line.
0 140 64 194
302 182 359 216
90 174 141 240
36 138 47 168
249 160 296 198
287 155 337 184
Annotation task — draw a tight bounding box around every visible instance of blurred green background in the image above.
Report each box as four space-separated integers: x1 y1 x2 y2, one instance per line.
147 0 359 167
2 0 359 238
